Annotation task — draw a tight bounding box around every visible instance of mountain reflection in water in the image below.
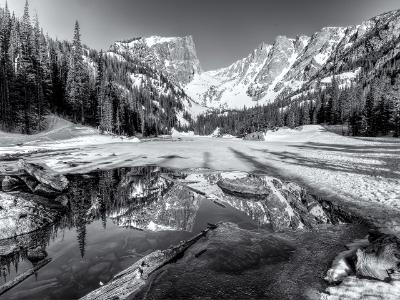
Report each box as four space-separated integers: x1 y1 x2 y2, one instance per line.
0 167 269 300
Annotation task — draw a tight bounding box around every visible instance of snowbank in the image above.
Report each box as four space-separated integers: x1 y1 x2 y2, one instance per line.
171 128 195 137
263 125 343 143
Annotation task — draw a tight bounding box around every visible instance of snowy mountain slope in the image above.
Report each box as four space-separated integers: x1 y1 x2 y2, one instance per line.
295 9 400 96
101 8 400 115
104 36 205 124
184 9 400 109
184 28 348 109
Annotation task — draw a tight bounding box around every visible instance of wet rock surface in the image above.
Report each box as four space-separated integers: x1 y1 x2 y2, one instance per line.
134 222 368 300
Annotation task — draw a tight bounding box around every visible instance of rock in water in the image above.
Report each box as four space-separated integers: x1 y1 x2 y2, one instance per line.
217 177 272 198
18 160 69 192
1 176 24 192
217 176 333 230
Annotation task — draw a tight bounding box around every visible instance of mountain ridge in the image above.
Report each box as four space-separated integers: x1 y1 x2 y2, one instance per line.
105 8 400 118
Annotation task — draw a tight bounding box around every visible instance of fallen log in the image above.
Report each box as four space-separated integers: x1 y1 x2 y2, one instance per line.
17 159 69 192
80 224 218 300
0 258 52 296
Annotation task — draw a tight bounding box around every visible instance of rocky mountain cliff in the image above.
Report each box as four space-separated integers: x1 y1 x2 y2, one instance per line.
106 9 400 113
183 9 400 110
109 36 202 85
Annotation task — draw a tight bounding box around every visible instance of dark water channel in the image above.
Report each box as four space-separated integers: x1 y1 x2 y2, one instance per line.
1 167 276 300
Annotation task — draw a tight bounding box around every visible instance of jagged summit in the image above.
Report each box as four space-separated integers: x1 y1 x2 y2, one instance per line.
105 8 400 113
183 9 400 109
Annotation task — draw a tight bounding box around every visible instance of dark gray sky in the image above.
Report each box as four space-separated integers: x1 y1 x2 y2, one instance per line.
1 0 399 70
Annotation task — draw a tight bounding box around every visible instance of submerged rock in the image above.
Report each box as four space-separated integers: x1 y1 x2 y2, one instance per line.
133 222 368 300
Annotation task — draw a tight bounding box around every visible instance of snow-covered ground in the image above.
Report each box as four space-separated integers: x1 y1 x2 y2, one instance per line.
0 116 139 155
1 123 400 235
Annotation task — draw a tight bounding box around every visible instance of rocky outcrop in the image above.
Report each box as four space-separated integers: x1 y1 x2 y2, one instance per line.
17 160 69 192
216 176 338 230
110 35 202 85
184 9 400 110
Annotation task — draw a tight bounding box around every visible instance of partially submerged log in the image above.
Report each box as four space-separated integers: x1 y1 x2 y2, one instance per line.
17 159 68 192
0 258 51 296
80 224 218 300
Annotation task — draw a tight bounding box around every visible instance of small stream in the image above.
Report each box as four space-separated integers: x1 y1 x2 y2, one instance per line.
0 166 369 300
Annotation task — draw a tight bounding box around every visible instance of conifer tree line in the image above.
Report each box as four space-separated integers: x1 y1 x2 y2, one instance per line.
194 55 400 137
0 1 188 136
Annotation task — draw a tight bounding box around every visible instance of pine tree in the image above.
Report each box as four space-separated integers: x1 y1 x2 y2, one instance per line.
66 21 89 123
363 87 376 136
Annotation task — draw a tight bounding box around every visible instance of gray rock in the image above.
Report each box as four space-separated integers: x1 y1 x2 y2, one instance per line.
18 159 69 192
217 177 272 198
217 176 334 230
2 176 24 192
356 232 400 281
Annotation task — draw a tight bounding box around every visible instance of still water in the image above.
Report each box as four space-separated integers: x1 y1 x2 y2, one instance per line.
1 167 267 300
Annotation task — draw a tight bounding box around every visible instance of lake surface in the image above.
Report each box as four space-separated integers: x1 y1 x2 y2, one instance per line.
1 167 270 300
